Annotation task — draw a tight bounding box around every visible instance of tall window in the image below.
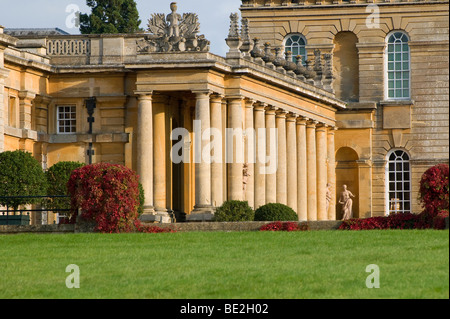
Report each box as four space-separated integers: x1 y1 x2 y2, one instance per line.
386 31 410 100
386 150 411 215
284 34 307 65
57 106 76 134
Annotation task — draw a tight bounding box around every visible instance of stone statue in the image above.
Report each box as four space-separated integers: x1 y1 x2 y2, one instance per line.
338 184 355 220
139 2 209 53
326 183 332 214
243 163 250 192
167 2 182 39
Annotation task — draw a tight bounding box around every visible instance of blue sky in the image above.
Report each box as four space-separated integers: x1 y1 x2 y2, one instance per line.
0 0 243 56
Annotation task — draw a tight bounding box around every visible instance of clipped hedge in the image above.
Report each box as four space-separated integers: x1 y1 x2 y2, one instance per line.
214 200 255 222
254 203 298 221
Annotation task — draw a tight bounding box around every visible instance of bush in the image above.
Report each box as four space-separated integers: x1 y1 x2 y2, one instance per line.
338 211 448 231
138 182 145 217
254 203 298 221
67 163 141 233
0 150 47 211
213 200 254 222
260 221 309 232
45 161 84 213
419 164 449 217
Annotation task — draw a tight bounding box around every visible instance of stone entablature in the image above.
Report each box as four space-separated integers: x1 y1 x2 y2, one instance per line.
241 0 449 7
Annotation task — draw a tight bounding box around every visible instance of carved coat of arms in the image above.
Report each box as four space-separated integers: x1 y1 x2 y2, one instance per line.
137 2 210 53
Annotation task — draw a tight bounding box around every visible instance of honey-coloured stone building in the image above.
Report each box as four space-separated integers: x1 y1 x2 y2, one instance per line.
0 0 448 224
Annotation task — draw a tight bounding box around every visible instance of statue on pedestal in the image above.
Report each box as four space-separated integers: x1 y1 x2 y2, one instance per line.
338 184 355 220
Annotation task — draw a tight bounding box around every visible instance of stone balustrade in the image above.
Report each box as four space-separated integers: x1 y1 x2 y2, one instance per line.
47 38 90 56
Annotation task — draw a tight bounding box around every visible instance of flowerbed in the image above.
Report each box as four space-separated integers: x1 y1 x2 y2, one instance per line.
338 211 448 231
260 221 309 232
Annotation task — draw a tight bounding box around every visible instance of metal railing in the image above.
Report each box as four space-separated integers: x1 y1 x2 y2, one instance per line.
0 195 72 226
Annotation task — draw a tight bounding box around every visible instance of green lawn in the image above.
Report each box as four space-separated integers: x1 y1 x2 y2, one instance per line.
0 230 448 299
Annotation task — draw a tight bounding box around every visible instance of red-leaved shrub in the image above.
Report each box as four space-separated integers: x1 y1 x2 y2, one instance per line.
339 211 447 231
260 221 308 232
419 164 449 217
68 163 141 233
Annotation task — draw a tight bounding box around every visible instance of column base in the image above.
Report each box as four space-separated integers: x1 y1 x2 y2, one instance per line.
187 206 216 222
139 206 172 224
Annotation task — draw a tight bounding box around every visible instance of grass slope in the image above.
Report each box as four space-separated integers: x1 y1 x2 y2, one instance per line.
0 230 448 299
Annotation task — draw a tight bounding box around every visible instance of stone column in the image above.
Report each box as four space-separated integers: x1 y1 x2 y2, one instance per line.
327 126 337 220
276 109 287 205
296 117 308 220
265 106 277 204
136 93 155 219
190 91 214 220
306 120 318 220
210 93 224 208
316 123 328 221
244 98 255 209
253 103 266 209
153 95 169 219
227 96 244 201
286 113 298 213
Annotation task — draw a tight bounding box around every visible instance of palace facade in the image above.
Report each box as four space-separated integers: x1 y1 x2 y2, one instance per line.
0 0 448 224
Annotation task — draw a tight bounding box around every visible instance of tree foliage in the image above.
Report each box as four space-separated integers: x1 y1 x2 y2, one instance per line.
45 161 85 211
0 150 47 211
79 0 142 34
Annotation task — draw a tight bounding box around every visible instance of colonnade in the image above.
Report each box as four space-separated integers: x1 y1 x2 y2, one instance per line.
136 91 337 222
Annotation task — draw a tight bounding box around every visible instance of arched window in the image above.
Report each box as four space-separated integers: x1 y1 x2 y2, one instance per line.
385 150 411 215
386 31 411 100
284 34 307 65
